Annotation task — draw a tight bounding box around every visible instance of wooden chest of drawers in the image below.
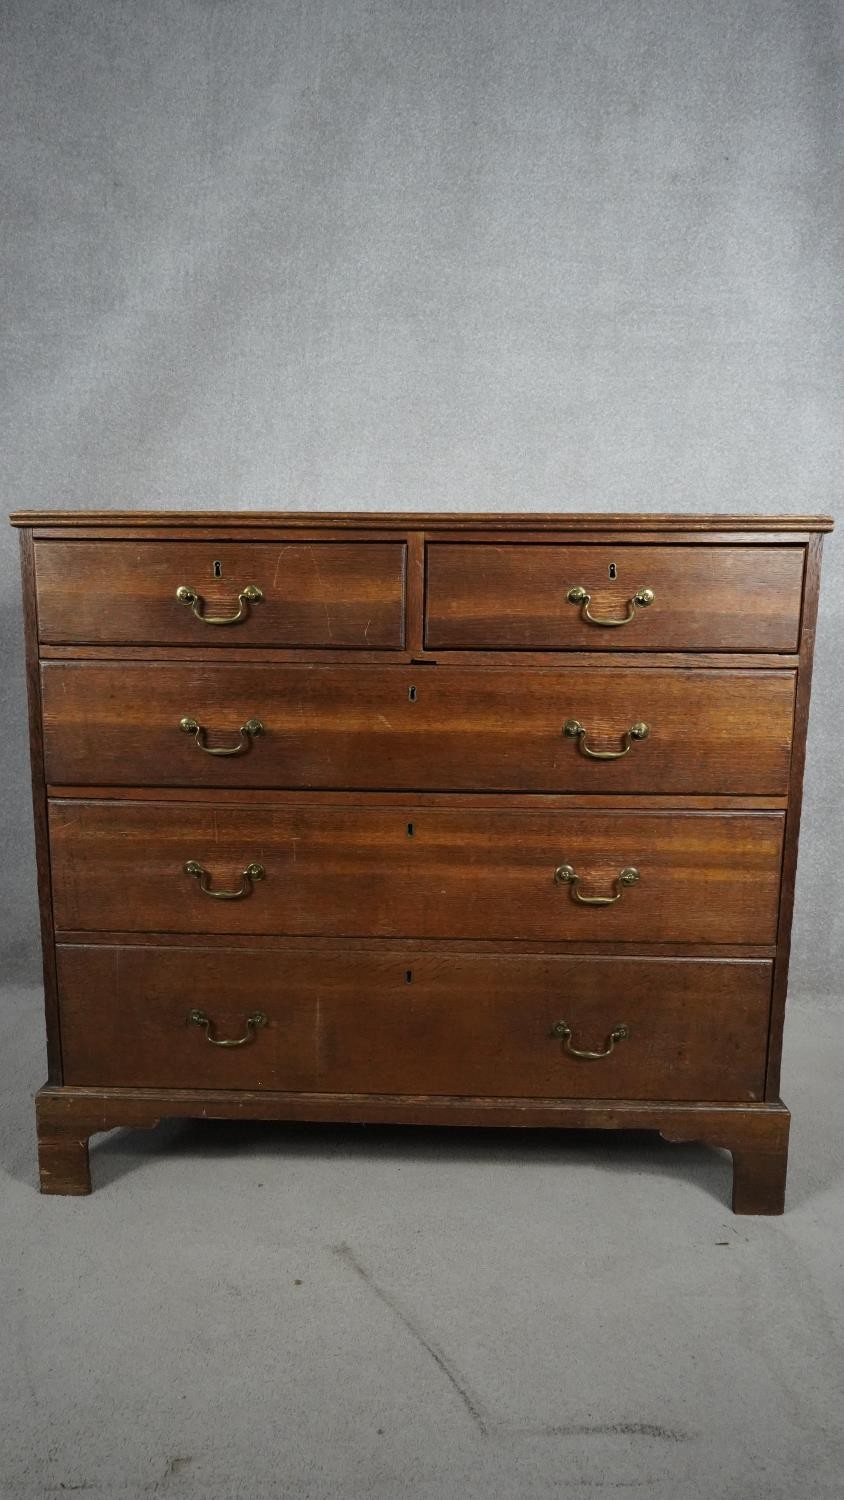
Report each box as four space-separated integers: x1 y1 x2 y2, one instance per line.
12 510 832 1211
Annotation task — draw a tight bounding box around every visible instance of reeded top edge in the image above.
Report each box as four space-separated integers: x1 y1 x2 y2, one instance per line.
7 510 835 531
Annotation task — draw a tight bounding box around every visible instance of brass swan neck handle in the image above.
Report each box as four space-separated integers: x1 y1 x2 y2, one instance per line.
176 583 263 626
179 716 264 756
188 1009 268 1047
551 1020 630 1059
566 584 654 627
554 864 640 905
183 860 265 900
564 719 650 760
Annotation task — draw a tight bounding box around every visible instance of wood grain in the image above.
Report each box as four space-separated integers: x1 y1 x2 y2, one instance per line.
34 1083 792 1211
48 801 785 943
12 508 829 1209
57 946 772 1101
425 542 805 652
40 662 796 795
33 540 407 648
46 789 789 812
17 530 63 1081
765 530 824 1099
36 644 803 670
11 510 834 532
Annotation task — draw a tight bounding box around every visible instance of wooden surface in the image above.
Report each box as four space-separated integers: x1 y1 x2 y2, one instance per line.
50 930 779 958
10 509 829 1210
36 644 803 670
17 531 63 1081
48 801 785 943
34 1083 792 1211
33 539 407 647
11 509 834 531
765 529 825 1100
43 789 789 812
425 543 805 651
41 661 796 794
57 945 772 1100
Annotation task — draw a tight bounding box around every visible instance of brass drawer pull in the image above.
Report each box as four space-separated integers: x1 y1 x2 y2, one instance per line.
179 716 264 756
566 584 654 627
554 864 640 905
551 1020 630 1059
176 583 263 625
564 719 649 760
183 859 265 900
188 1008 268 1047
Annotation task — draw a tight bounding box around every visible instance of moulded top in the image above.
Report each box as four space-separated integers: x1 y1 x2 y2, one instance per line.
8 509 835 532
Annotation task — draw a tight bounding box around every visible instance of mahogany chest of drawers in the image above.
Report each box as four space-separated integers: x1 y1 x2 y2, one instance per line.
12 510 832 1210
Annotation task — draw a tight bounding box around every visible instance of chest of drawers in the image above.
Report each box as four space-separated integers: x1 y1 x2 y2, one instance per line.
12 510 831 1210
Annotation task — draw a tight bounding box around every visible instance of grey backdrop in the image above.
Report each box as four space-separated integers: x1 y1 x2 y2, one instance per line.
1 0 841 995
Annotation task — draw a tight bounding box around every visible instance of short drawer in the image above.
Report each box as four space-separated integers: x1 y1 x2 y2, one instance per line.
425 543 805 651
49 802 785 943
57 946 772 1101
33 539 406 648
41 662 796 794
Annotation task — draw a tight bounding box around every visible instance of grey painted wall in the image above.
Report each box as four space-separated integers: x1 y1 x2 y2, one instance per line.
1 0 841 994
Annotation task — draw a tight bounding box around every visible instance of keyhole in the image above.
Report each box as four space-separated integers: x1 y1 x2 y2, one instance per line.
408 685 417 703
405 969 413 984
407 822 414 837
608 562 617 580
213 560 223 578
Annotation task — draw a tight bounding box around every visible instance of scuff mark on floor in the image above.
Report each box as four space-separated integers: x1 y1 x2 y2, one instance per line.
333 1241 490 1434
513 1422 692 1442
332 1245 695 1453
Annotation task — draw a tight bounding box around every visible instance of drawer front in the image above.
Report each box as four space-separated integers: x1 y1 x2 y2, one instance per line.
425 543 805 651
57 946 772 1101
41 662 796 795
49 803 784 942
33 540 406 648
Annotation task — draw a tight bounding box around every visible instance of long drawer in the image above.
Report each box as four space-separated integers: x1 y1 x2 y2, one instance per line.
49 802 785 942
41 662 796 795
33 539 407 648
425 543 805 651
57 946 772 1101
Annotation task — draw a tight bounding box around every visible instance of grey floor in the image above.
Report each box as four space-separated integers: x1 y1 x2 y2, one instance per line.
1 982 842 1500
